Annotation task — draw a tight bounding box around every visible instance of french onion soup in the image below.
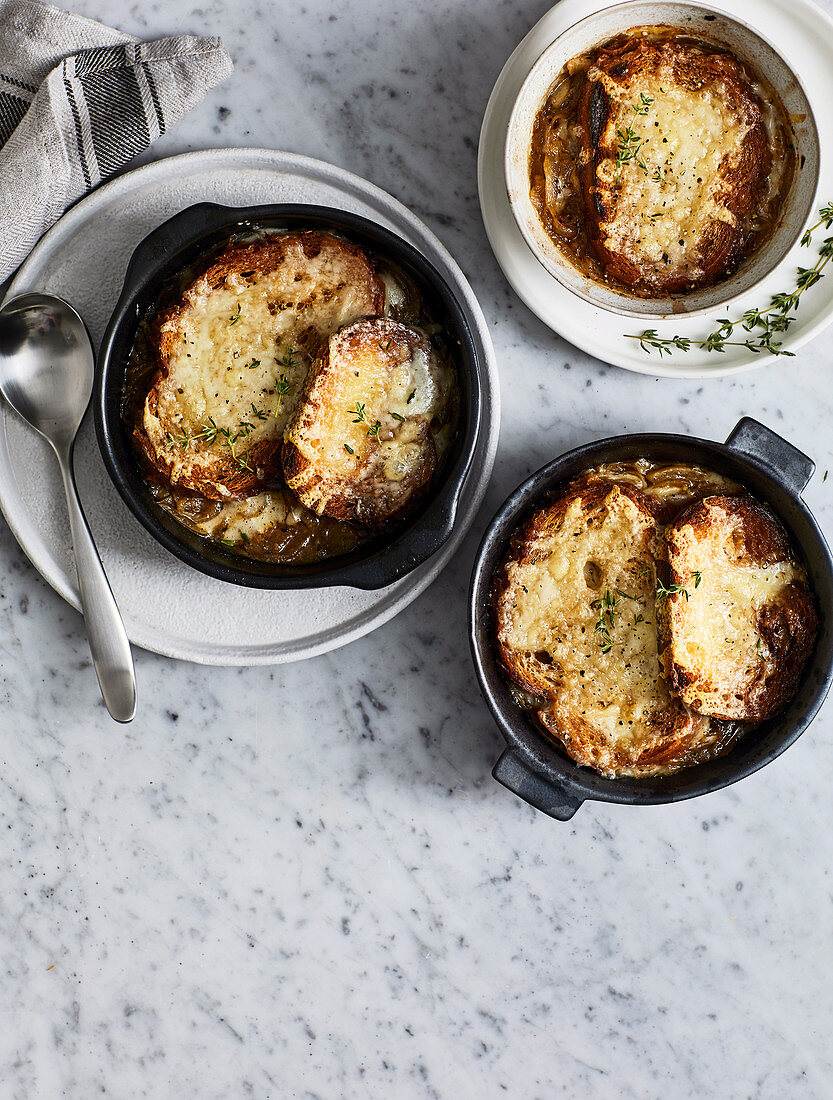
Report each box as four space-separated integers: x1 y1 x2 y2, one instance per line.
123 229 459 565
492 459 819 778
528 26 797 297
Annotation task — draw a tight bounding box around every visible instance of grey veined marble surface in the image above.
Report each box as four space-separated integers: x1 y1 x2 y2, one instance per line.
3 0 833 1097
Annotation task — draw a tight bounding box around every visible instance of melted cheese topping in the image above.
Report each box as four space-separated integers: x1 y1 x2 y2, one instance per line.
315 322 452 481
502 491 678 746
594 65 750 279
146 236 380 484
667 520 802 707
172 276 310 439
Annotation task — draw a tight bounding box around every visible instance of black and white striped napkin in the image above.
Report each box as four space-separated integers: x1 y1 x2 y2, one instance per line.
0 0 233 280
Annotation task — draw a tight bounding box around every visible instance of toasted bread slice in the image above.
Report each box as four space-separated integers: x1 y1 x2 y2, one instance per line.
658 495 818 721
135 232 385 500
494 480 717 777
578 35 771 293
282 318 454 528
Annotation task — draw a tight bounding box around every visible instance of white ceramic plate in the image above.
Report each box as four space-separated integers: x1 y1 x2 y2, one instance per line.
478 0 833 377
0 148 499 665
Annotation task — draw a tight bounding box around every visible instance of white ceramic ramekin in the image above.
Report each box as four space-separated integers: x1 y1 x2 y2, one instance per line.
504 0 820 319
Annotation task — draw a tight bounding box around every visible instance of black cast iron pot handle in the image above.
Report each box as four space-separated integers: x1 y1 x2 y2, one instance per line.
725 417 814 493
492 749 583 821
121 203 238 292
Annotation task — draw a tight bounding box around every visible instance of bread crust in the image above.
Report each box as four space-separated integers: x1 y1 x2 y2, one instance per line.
283 318 450 528
659 495 819 720
578 36 771 293
493 479 719 778
134 231 385 500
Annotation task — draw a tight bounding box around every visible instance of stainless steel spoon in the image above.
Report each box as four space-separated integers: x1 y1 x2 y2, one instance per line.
0 293 136 722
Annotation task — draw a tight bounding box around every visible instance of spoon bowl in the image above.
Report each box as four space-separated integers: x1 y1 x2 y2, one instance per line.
0 293 136 722
0 293 94 451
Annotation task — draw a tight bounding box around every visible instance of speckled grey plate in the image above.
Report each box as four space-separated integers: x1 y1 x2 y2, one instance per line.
0 149 500 665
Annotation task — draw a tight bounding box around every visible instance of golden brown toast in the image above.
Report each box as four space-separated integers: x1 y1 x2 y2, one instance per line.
493 479 719 777
578 34 771 293
658 495 819 720
134 231 385 500
282 318 455 528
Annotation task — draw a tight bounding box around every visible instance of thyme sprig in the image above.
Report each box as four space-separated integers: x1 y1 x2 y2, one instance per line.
169 414 255 471
192 416 221 446
164 428 190 451
656 571 702 604
219 426 253 472
274 373 291 416
276 347 297 372
615 94 654 180
590 587 639 653
272 348 296 416
347 402 382 439
625 203 833 358
590 590 621 653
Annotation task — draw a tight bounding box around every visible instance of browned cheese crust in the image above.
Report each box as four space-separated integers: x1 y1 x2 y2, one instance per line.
658 495 819 720
578 36 771 293
283 318 453 528
493 479 722 778
134 231 385 500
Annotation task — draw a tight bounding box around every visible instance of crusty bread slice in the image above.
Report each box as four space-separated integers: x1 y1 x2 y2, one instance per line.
578 35 771 293
282 318 454 528
658 495 818 720
134 231 385 500
494 479 717 777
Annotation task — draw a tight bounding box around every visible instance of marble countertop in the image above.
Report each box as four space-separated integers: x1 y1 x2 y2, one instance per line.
3 1 833 1096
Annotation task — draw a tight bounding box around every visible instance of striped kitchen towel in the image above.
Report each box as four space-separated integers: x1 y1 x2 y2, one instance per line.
0 0 232 280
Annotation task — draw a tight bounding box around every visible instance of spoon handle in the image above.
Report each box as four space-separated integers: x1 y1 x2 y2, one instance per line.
58 455 137 723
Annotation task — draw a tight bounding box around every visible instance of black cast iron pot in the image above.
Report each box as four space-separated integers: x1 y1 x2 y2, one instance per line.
469 418 833 820
95 202 482 589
